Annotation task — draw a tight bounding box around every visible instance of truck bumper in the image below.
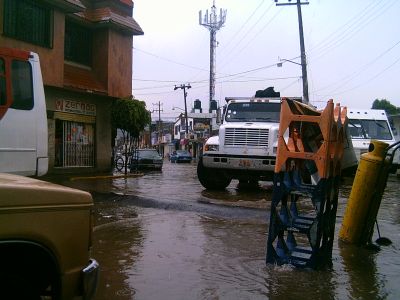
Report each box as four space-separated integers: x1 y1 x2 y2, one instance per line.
202 154 276 171
82 259 99 299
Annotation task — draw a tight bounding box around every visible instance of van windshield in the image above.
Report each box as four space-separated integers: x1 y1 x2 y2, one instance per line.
348 119 393 140
225 102 281 122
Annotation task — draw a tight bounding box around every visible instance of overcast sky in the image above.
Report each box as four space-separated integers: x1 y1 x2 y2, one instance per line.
132 0 400 120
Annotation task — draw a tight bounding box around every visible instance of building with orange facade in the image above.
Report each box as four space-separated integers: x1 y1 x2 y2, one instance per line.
0 0 143 173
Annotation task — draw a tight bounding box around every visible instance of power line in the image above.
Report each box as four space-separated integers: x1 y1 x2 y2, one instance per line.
133 57 289 90
218 0 269 57
133 47 208 72
316 55 400 97
313 39 400 94
310 0 397 61
308 1 378 53
219 8 282 69
219 3 275 68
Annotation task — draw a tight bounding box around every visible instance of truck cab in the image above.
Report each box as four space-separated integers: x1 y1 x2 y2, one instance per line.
197 97 298 189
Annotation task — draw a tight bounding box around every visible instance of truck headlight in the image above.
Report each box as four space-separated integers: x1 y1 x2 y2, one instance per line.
205 144 219 151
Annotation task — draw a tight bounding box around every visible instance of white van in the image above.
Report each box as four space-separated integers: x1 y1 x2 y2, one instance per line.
347 108 398 169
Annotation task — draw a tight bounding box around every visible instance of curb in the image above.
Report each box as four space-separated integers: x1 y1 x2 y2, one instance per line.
70 173 144 181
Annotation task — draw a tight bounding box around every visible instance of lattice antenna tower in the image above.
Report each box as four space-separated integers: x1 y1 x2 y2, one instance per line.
199 0 226 107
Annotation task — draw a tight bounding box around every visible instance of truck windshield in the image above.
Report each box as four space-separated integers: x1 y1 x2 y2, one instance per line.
225 102 281 122
348 119 393 140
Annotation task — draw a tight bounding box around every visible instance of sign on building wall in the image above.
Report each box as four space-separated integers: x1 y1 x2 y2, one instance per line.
55 99 96 116
193 118 210 131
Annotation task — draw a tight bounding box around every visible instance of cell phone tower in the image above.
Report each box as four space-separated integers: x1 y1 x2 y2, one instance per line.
199 0 226 108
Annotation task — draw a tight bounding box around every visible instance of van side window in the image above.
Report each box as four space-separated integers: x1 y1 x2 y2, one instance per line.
0 58 5 106
10 60 34 110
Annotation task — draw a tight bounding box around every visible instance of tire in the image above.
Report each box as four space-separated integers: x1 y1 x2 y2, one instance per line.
0 245 60 300
115 157 124 171
197 158 231 190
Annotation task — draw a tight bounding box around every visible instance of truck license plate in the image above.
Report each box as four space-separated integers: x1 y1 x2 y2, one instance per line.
239 159 252 167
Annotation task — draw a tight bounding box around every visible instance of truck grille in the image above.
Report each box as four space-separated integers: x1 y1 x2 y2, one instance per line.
224 128 269 147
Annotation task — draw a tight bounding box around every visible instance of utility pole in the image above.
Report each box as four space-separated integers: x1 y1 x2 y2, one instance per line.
199 0 226 107
152 102 163 153
275 0 309 104
174 84 191 140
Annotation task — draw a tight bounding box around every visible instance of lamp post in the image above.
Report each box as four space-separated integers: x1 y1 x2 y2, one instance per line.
277 57 308 103
174 84 191 138
172 106 185 111
277 58 302 68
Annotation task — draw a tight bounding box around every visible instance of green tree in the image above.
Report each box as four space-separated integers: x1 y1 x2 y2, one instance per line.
112 96 151 174
371 99 400 115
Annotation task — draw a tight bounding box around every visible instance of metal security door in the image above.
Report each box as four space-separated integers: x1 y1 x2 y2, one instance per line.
63 121 94 167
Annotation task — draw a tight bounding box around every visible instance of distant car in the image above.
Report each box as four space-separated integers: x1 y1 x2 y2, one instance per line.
130 149 163 170
170 150 192 163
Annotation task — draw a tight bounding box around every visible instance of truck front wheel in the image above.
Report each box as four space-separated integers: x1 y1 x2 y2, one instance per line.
197 158 231 190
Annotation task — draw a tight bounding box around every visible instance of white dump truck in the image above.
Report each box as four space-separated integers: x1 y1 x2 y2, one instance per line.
197 96 301 189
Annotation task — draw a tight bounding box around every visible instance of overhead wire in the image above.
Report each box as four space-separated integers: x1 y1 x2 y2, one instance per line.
133 47 208 72
308 0 378 53
187 1 272 85
309 0 397 61
218 2 275 68
316 55 400 98
218 0 267 56
312 39 400 94
220 7 282 69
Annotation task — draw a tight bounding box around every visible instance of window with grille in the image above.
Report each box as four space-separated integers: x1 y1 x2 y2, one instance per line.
64 20 93 66
55 120 95 167
3 0 53 48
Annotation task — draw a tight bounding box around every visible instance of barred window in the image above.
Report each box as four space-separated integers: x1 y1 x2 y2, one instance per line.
64 20 93 66
3 0 53 48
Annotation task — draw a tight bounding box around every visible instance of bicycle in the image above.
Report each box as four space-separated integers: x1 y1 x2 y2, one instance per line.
115 152 132 172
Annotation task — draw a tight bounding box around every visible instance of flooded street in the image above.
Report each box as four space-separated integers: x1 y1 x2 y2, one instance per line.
62 161 400 299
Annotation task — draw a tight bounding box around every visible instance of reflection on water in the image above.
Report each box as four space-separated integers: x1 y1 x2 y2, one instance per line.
93 205 400 299
93 201 144 300
73 162 400 299
339 241 383 300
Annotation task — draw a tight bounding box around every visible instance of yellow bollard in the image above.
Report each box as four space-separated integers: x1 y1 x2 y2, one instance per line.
339 140 389 245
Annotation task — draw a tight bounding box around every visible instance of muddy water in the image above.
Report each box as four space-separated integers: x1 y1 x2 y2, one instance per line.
65 162 400 299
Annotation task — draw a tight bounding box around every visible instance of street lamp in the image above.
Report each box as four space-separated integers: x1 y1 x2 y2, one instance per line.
277 56 308 104
277 58 302 68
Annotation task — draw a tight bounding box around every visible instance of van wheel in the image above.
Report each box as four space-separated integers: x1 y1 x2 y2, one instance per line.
0 269 58 300
197 158 231 190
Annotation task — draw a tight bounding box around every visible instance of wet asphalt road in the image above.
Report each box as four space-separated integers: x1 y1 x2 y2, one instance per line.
54 160 400 300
